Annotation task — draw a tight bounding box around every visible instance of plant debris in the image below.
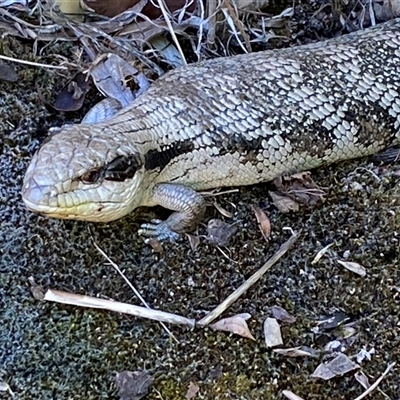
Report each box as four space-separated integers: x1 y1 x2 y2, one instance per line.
251 204 271 242
210 313 256 340
310 353 359 380
206 218 237 246
337 260 367 277
273 346 320 358
311 242 335 264
354 371 370 390
42 288 196 327
315 310 350 331
270 305 296 323
0 381 14 396
263 317 283 348
269 190 300 213
355 347 375 364
213 201 234 218
115 370 154 400
282 390 305 400
51 72 91 111
273 172 327 207
89 53 150 107
0 62 17 82
185 381 200 399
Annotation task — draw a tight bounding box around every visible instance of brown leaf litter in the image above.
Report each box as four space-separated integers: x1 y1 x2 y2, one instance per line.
210 313 256 340
115 370 154 400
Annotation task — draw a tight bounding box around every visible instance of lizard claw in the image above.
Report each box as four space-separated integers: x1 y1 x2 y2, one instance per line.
138 219 181 241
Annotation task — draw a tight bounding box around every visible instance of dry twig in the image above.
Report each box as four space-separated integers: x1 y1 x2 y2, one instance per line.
155 0 187 65
352 362 396 400
93 241 179 342
197 230 301 326
0 54 68 69
44 289 196 327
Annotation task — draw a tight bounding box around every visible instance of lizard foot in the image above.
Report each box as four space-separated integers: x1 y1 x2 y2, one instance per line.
138 219 181 242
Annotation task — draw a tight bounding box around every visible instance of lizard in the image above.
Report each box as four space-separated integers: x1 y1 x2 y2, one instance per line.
22 19 400 240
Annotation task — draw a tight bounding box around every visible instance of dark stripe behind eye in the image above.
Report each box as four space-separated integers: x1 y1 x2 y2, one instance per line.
145 140 195 171
104 154 141 181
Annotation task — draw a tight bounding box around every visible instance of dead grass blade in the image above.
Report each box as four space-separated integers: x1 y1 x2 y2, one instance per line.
93 241 179 342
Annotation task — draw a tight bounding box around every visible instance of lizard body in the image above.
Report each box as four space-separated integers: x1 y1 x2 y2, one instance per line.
22 20 400 239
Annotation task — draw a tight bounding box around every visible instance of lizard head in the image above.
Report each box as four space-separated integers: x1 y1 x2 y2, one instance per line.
21 124 148 222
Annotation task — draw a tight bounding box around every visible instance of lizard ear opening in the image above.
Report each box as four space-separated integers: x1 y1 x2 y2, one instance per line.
104 154 141 182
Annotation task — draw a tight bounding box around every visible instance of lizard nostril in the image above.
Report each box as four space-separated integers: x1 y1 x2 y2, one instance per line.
21 177 58 210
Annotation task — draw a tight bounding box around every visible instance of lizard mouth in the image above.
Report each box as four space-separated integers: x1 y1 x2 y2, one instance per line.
23 195 124 222
21 177 123 222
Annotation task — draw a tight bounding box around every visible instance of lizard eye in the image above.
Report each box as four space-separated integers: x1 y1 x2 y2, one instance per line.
81 169 101 184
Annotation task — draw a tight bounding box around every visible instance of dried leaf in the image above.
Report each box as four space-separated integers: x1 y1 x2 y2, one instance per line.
52 72 91 112
273 172 327 206
214 201 233 218
206 219 237 246
119 19 167 41
82 0 153 34
341 323 359 339
251 204 271 241
210 314 255 340
150 36 184 68
324 340 343 353
356 347 375 364
270 305 296 323
89 53 150 107
269 191 299 213
186 233 201 251
282 390 306 400
0 0 27 7
185 381 200 399
310 353 359 380
0 381 14 395
0 62 17 82
28 276 45 300
273 346 320 358
147 238 163 253
317 310 349 330
311 243 335 264
373 147 400 163
354 371 371 389
115 370 153 400
263 317 283 348
373 0 400 21
337 260 367 277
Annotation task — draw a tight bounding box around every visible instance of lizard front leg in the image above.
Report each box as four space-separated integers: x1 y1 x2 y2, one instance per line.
139 183 207 241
